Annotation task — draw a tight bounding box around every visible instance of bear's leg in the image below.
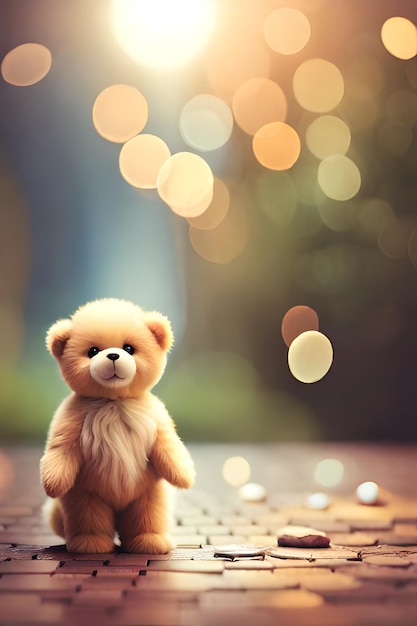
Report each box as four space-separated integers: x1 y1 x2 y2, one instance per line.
61 488 116 553
117 481 174 554
45 498 65 538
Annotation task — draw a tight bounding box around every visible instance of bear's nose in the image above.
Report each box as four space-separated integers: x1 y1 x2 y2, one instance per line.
106 353 120 361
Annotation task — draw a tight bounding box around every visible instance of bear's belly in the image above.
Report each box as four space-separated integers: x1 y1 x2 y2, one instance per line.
77 399 157 509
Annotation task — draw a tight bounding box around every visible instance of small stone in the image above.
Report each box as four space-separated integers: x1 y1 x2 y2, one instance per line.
305 492 330 510
277 525 330 548
238 483 267 503
356 481 379 505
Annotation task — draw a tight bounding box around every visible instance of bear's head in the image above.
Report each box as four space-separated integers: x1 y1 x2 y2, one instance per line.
46 298 173 399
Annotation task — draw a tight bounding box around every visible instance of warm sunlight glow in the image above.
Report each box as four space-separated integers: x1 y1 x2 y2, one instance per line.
288 330 333 383
293 58 344 113
318 155 361 201
281 306 320 348
253 122 301 171
1 43 52 86
92 84 148 143
232 77 287 136
180 94 233 151
119 134 171 189
381 17 417 60
264 8 311 55
110 0 215 69
157 152 214 217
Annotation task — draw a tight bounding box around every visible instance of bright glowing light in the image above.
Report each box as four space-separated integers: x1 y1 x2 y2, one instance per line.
1 43 52 86
92 84 148 143
253 122 301 171
306 116 351 160
288 330 333 383
119 134 171 189
157 152 214 217
318 155 361 201
232 78 287 136
293 58 344 113
356 481 379 505
281 306 320 348
180 94 233 151
314 459 344 487
381 17 417 60
264 8 311 55
222 456 251 486
110 0 215 69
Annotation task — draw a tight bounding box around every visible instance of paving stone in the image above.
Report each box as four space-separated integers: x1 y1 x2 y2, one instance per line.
146 559 224 573
362 555 413 567
0 558 61 573
330 532 379 547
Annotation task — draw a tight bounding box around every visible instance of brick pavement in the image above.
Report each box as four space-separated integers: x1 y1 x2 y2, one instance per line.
0 444 416 625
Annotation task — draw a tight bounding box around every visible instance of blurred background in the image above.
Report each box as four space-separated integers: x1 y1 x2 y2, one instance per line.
0 0 416 443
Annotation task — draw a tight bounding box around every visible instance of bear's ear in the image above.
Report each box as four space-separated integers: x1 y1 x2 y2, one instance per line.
46 318 73 357
144 312 174 351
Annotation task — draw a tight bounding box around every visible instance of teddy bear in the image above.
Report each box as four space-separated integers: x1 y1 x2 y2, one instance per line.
40 297 195 554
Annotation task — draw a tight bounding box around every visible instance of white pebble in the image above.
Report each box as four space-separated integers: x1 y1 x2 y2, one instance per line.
305 492 330 510
356 481 379 505
238 482 267 503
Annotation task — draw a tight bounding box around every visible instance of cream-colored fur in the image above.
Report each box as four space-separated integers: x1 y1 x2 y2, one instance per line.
40 298 195 554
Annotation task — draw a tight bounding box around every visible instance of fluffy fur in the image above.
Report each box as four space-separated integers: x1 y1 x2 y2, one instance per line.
40 298 195 554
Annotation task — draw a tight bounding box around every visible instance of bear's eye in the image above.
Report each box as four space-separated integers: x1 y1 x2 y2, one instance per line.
123 344 135 355
87 346 100 358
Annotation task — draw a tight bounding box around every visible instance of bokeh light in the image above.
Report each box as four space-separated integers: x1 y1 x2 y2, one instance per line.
381 17 417 60
110 0 215 69
205 6 271 102
314 458 344 487
305 116 351 160
293 58 344 113
288 330 333 383
1 43 52 86
253 122 301 171
188 177 230 230
157 152 214 217
281 305 320 348
92 84 148 143
264 8 311 55
318 155 361 201
119 134 171 189
232 77 287 136
189 196 249 263
180 94 233 151
222 456 251 486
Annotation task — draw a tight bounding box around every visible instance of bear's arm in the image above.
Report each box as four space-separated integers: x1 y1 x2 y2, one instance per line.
149 397 195 489
40 394 84 498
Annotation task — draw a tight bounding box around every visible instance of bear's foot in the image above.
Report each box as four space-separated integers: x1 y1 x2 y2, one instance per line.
66 533 116 554
122 532 174 554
